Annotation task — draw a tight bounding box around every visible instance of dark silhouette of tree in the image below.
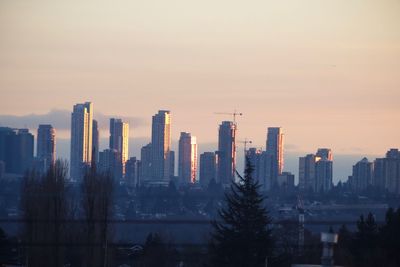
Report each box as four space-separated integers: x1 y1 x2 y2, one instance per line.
20 160 69 267
351 212 380 267
335 224 354 266
139 233 179 267
81 164 115 267
0 226 17 264
380 207 400 267
209 158 274 267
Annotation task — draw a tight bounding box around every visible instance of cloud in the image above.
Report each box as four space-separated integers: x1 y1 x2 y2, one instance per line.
284 143 299 151
0 109 147 131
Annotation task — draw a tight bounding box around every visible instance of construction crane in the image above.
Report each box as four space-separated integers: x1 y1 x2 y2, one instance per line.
214 110 243 125
238 138 253 155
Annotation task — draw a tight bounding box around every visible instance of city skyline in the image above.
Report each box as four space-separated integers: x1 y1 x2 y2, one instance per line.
1 103 397 185
1 2 400 266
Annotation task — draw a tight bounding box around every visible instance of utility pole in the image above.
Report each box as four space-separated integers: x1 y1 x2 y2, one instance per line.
297 194 305 256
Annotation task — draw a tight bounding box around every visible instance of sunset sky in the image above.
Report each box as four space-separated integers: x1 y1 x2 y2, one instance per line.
1 0 399 159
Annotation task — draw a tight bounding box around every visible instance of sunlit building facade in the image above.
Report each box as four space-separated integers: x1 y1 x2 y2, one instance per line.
151 110 172 182
266 127 284 188
178 132 197 184
316 148 333 161
109 118 129 176
70 102 93 180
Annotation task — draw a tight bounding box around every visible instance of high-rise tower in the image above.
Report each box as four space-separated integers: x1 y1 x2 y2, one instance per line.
70 102 93 180
178 132 197 184
316 148 333 161
200 152 217 188
92 120 99 164
151 110 172 181
299 154 318 191
217 121 236 186
266 127 284 187
37 124 56 172
349 157 373 192
109 118 129 176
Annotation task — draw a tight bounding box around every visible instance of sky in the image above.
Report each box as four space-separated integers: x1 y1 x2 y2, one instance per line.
1 0 399 177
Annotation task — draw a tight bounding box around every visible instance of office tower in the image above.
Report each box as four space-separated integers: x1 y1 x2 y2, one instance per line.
299 154 318 191
373 158 385 188
109 118 129 176
266 127 284 187
217 121 236 186
37 124 56 172
258 151 273 191
178 132 197 184
384 149 400 194
70 102 93 180
315 158 333 193
0 127 15 173
349 158 373 192
140 143 152 181
125 157 140 187
169 150 175 178
246 148 262 180
92 120 99 164
316 148 333 161
277 172 295 190
0 128 34 175
299 149 333 193
98 149 122 179
14 129 34 174
200 152 217 188
151 110 172 181
372 149 400 194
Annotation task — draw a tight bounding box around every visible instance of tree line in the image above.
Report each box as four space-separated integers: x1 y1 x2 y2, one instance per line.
0 158 399 266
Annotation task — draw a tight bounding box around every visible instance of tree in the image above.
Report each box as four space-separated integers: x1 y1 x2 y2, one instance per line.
21 160 69 267
209 158 274 267
335 224 354 266
351 212 380 267
139 233 179 267
380 207 400 267
81 164 115 267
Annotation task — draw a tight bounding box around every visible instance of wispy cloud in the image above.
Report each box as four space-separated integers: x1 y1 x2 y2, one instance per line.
0 109 147 130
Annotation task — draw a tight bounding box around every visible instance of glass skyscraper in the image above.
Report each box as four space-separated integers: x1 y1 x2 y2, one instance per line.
217 121 236 186
151 110 172 182
178 132 197 184
70 102 93 180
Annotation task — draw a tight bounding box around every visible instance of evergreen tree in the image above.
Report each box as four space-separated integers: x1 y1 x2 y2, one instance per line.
209 158 274 267
380 207 400 266
351 213 379 267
